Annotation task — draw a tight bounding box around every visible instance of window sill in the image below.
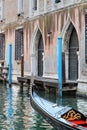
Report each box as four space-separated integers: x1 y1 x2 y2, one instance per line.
16 60 21 64
17 12 24 17
0 60 5 63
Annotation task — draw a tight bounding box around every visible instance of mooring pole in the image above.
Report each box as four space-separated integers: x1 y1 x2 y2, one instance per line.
58 34 62 100
8 44 12 86
21 54 24 77
20 54 24 88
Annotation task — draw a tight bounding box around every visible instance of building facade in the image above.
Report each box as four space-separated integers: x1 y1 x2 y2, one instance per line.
0 0 87 96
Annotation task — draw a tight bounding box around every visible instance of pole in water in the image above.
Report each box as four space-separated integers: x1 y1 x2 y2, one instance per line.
8 44 12 86
20 54 24 88
58 34 62 99
21 54 24 77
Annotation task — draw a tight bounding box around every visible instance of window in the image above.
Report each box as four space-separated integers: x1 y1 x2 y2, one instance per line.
0 33 5 60
85 14 87 63
0 0 5 21
15 28 24 60
33 0 37 10
55 0 61 3
18 0 23 14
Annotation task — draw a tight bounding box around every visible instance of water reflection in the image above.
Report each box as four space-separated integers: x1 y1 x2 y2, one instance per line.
30 111 55 130
0 83 8 130
36 90 87 115
8 86 14 130
12 86 33 130
77 98 87 114
0 83 87 130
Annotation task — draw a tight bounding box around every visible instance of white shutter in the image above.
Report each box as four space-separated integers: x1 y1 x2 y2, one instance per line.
0 1 2 20
1 0 5 20
18 0 23 14
0 0 5 20
29 0 33 17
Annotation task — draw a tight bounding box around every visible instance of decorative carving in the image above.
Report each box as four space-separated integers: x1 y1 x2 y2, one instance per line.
62 110 82 121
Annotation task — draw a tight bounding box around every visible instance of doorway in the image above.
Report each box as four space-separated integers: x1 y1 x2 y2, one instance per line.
38 35 44 76
69 28 79 80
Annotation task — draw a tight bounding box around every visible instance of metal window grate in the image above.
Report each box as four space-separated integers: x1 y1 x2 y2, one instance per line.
0 33 5 60
85 14 87 63
69 28 79 80
15 28 24 60
38 35 44 76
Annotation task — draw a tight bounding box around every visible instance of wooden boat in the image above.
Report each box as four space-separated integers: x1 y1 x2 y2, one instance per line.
30 84 87 130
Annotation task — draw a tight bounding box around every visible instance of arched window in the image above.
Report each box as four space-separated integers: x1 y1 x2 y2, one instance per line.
69 28 79 80
38 35 44 76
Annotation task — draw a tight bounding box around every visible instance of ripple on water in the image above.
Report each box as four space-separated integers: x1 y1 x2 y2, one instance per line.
0 84 56 130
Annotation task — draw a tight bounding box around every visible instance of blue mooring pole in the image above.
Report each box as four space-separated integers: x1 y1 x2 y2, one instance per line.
8 44 12 86
58 35 62 98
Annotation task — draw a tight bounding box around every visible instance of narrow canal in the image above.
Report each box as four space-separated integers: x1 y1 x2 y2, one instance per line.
0 83 87 130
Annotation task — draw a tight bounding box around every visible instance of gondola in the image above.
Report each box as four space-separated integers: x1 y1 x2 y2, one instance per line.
30 84 87 130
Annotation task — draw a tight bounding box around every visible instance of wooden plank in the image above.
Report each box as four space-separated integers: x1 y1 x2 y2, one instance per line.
0 67 8 69
0 66 8 81
17 76 30 83
0 76 4 80
21 55 24 77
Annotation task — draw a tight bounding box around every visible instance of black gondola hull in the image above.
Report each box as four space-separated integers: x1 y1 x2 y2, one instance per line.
30 85 87 130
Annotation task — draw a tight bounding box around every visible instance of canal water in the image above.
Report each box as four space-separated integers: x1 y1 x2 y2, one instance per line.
0 83 87 130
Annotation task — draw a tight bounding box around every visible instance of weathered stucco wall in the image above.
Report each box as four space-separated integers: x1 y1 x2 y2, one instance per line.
1 4 85 78
24 4 85 79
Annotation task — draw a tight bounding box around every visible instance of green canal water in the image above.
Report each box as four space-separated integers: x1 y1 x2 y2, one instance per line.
0 83 87 130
